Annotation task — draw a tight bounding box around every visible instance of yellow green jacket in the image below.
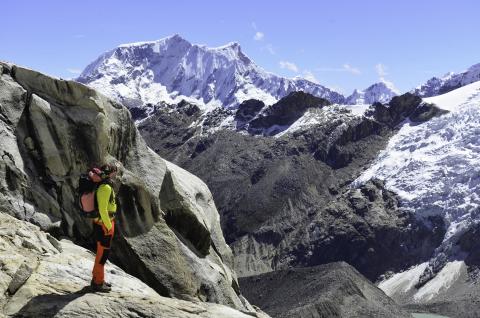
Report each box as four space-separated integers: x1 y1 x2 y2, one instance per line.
95 183 117 231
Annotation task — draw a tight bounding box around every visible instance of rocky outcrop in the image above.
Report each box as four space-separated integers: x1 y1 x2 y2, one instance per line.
0 213 269 318
0 62 255 312
235 99 265 130
239 262 412 318
368 93 448 127
247 92 331 135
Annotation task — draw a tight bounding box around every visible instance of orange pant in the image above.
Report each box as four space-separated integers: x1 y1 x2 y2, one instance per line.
92 222 114 284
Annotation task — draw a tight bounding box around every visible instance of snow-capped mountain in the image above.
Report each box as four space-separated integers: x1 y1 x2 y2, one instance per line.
346 81 399 104
77 34 345 110
355 81 480 297
413 62 480 97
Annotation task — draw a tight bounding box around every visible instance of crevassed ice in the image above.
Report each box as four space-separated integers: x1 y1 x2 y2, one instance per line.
354 81 480 244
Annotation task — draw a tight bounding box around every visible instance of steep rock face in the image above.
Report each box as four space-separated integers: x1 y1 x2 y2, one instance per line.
239 262 412 318
138 92 445 280
0 62 254 311
77 34 345 110
0 213 269 318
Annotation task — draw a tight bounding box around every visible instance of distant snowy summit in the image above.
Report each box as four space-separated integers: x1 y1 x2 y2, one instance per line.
345 81 399 105
412 62 480 97
77 34 345 110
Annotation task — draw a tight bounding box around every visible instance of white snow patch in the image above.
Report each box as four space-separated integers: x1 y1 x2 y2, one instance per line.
423 80 480 111
276 104 367 137
234 84 277 106
205 114 236 134
413 261 465 302
378 262 428 297
343 104 371 116
275 110 321 137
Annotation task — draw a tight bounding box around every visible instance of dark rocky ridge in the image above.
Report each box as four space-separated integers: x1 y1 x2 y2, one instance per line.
368 93 448 127
239 262 412 318
138 91 448 281
234 99 265 129
246 92 331 135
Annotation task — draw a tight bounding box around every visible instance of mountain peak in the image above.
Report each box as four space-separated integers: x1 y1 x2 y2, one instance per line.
210 41 245 61
377 80 400 94
117 34 191 49
168 33 185 41
77 35 346 109
413 62 480 97
346 81 398 105
78 34 404 109
466 62 480 74
216 41 241 50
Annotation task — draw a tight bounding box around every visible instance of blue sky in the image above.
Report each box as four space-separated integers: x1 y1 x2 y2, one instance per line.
1 0 479 95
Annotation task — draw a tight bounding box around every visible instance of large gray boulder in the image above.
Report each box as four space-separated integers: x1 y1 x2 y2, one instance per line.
0 62 254 312
0 213 269 318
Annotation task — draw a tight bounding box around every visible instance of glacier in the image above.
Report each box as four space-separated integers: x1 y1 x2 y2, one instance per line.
355 81 480 243
355 81 480 295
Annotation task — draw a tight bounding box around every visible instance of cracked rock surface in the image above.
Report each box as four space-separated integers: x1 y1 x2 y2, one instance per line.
0 213 269 318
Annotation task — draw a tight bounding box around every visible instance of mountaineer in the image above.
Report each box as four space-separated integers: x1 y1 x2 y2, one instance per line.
90 163 118 292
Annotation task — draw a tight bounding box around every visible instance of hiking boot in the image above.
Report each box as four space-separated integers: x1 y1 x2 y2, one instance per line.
91 282 111 293
90 280 112 288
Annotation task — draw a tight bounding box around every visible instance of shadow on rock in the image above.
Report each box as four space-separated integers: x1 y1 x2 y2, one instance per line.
13 286 92 318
